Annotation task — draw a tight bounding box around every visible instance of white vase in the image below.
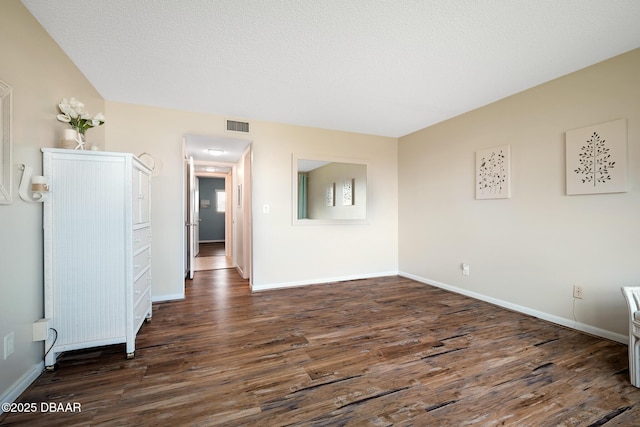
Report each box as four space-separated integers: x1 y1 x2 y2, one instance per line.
60 128 86 150
60 128 77 149
75 131 86 150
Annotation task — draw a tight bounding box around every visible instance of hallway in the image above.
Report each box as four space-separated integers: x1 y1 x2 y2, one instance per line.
194 242 233 271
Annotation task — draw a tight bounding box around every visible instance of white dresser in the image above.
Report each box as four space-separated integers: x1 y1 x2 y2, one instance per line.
42 149 152 368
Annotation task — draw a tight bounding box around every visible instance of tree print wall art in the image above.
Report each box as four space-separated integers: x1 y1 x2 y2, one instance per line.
566 119 627 195
475 144 511 199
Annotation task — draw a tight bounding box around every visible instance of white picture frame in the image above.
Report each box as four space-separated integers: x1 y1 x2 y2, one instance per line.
476 144 510 199
342 179 354 206
326 182 335 206
0 80 12 204
566 119 627 195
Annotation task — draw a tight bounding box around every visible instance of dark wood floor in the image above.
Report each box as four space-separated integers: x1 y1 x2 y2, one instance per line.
2 271 639 426
194 242 233 271
197 242 225 258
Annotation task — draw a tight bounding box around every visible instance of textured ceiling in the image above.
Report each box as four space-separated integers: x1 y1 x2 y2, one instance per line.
184 133 250 170
21 0 640 138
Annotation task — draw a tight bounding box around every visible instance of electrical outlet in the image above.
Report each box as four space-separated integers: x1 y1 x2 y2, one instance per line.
4 332 14 359
461 263 470 276
573 285 584 299
33 319 49 342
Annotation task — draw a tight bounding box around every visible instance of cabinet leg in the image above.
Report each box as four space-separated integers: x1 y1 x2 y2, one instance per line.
126 352 135 360
45 364 58 372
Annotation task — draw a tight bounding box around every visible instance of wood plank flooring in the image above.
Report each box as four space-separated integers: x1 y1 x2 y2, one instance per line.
195 243 233 271
197 242 225 258
2 271 639 426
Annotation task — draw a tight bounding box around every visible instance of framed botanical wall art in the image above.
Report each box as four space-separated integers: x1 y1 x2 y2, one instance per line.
343 179 354 205
566 119 627 195
326 182 335 206
476 144 510 199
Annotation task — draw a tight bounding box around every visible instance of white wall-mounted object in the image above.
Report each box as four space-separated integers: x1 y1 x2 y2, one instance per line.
462 263 470 276
0 80 12 204
32 319 49 342
475 144 511 199
293 153 368 224
42 148 152 368
566 119 627 195
621 286 640 387
18 164 48 202
342 179 354 206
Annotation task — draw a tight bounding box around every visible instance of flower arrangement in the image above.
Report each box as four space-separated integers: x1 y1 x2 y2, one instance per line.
56 97 105 135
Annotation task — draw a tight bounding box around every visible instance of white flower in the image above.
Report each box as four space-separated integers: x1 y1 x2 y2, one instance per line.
69 97 83 109
56 97 105 133
58 102 72 116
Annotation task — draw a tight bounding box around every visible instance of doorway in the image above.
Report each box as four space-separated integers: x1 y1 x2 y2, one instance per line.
183 134 252 282
194 176 233 271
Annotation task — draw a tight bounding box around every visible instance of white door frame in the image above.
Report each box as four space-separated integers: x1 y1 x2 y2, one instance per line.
187 156 197 279
182 139 252 284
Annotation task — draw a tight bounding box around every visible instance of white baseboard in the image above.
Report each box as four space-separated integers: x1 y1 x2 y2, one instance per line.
152 293 185 303
252 271 400 292
399 272 628 345
0 362 44 414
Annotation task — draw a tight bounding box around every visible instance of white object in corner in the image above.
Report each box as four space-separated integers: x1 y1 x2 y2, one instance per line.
32 318 49 341
621 286 640 387
42 149 152 368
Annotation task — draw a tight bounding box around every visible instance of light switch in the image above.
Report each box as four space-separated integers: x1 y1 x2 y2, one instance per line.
263 204 270 214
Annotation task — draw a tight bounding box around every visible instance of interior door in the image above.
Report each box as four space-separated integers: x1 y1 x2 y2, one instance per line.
194 177 200 257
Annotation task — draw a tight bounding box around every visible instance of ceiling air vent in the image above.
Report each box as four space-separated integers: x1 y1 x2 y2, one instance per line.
226 119 250 133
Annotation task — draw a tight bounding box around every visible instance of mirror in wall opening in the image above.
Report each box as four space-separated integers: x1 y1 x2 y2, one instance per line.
0 80 12 204
294 155 367 223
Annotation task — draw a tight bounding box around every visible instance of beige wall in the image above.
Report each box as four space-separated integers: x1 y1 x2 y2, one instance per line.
250 121 398 289
105 102 399 294
307 162 367 220
399 48 640 341
0 0 105 404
